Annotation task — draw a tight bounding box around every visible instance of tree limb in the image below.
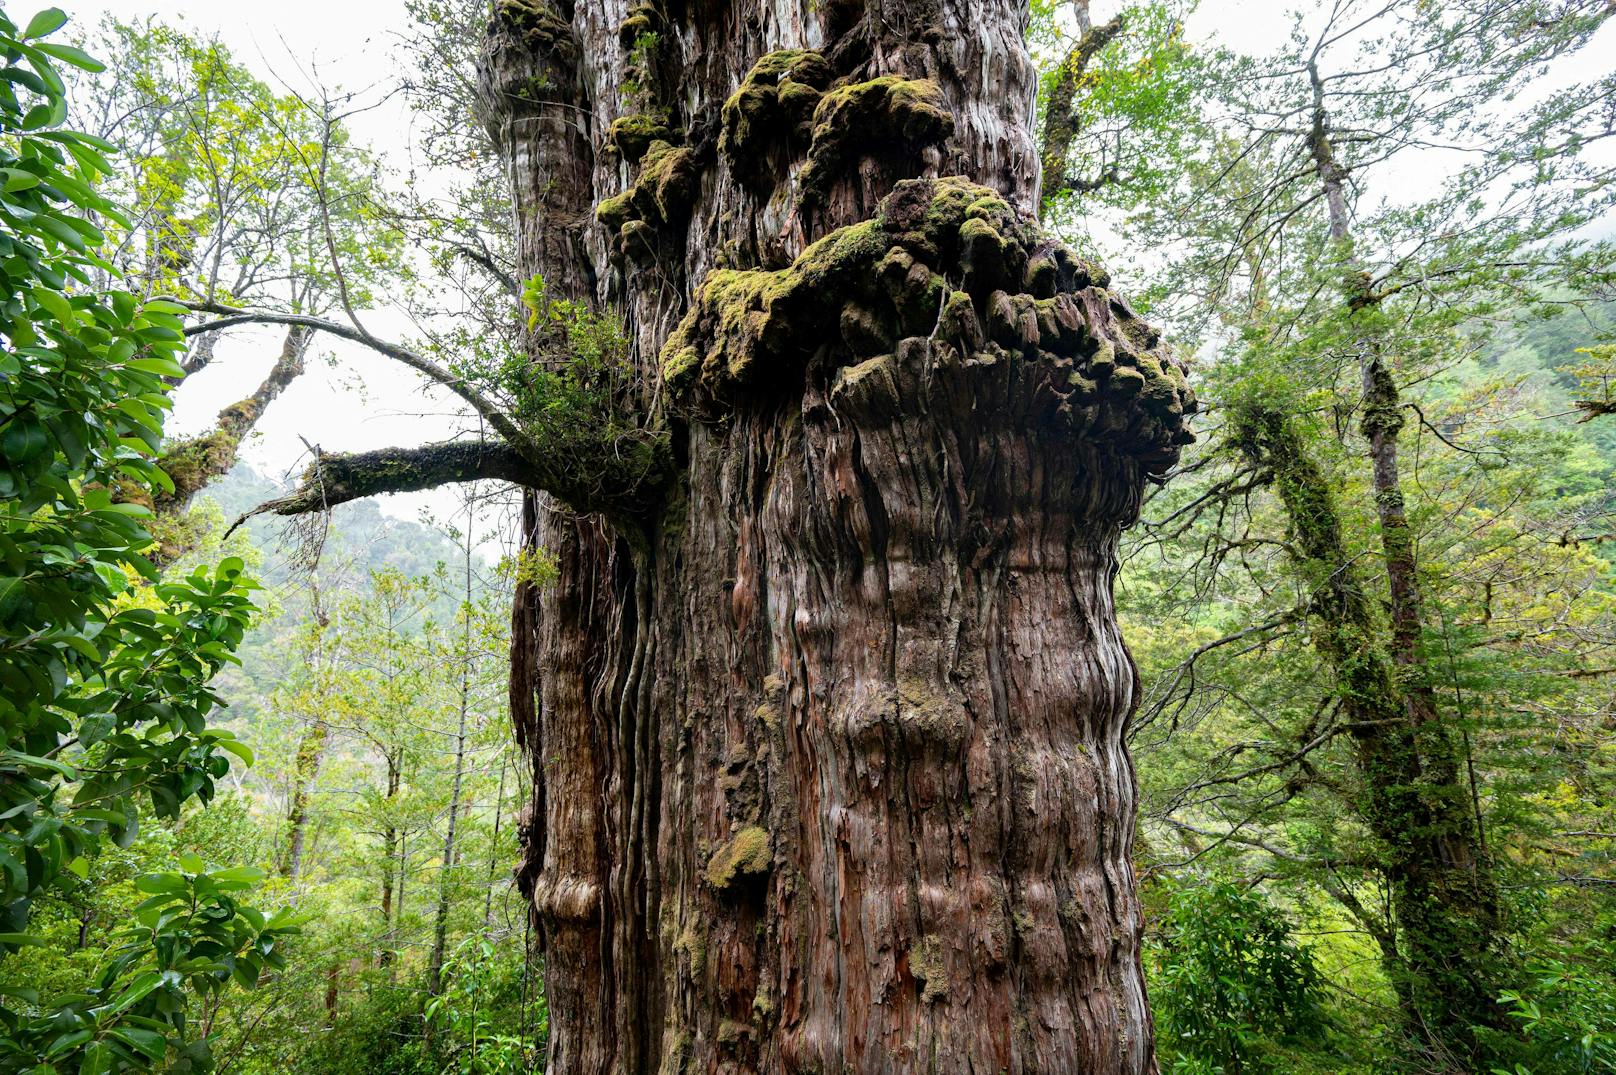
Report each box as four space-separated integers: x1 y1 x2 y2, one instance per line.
229 438 533 531
1039 11 1125 210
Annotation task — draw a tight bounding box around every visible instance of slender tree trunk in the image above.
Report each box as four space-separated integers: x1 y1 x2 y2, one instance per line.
380 753 401 970
282 718 329 881
283 584 332 882
480 2 1194 1070
431 544 477 995
1231 405 1503 1062
1305 80 1505 1060
484 754 508 929
428 686 468 993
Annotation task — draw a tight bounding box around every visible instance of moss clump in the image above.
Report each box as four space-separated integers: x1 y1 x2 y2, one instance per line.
751 979 774 1020
719 49 834 174
495 0 574 56
595 139 698 262
617 3 660 49
673 921 707 978
660 176 1197 471
705 825 771 889
154 423 242 511
606 113 673 162
797 77 953 205
660 217 887 397
909 935 949 1003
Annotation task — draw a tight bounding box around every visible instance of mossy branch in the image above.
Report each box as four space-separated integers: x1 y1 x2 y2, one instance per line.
229 439 535 530
1039 13 1125 209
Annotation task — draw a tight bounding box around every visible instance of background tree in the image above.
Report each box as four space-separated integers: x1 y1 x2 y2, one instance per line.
1109 0 1616 1067
70 19 401 534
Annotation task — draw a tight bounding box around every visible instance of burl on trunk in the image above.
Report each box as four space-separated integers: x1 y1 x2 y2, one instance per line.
477 2 1194 1071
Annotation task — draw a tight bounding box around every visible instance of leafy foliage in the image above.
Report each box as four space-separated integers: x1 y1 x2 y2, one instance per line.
1150 882 1329 1073
0 9 289 1070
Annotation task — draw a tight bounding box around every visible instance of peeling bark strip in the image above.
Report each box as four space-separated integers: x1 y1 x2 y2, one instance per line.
477 2 1193 1071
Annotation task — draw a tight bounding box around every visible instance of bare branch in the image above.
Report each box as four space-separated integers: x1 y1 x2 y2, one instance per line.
171 299 527 447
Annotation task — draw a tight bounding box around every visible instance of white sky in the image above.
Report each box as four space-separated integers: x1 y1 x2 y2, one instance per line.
51 0 1613 527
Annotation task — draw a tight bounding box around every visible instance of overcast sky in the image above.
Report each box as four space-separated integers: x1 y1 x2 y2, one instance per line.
51 0 1613 530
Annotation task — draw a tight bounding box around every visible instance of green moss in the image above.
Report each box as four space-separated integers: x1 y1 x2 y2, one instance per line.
606 113 672 162
910 935 949 1003
660 175 1197 468
495 0 573 54
719 50 834 171
155 424 241 511
595 192 632 233
673 921 707 978
705 825 771 889
617 3 659 49
797 77 953 205
595 139 698 260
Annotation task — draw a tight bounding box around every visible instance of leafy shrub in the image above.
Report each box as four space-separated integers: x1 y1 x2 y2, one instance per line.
1485 916 1616 1075
1150 881 1330 1073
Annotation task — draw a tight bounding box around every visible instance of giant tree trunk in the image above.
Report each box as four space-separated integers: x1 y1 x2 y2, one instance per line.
479 3 1193 1071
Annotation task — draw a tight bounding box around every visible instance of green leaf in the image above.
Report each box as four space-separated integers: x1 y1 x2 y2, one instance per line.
125 356 186 377
0 933 48 947
105 971 162 1015
23 8 69 39
133 873 184 895
0 168 41 192
33 42 104 74
0 577 25 617
0 750 77 779
214 738 254 766
107 1027 166 1062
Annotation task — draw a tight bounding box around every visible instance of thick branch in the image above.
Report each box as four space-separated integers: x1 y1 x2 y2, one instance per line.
1039 11 1124 210
234 438 534 527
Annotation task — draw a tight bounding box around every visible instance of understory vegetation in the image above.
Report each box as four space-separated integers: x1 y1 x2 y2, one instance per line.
1 0 1613 1072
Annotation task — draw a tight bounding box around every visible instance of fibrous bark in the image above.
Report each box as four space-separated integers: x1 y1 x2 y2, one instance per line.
470 3 1195 1073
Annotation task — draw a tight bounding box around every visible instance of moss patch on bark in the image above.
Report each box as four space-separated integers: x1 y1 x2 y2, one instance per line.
719 49 834 174
798 77 953 205
704 826 771 889
660 176 1196 470
606 113 673 162
494 0 574 57
597 139 698 262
